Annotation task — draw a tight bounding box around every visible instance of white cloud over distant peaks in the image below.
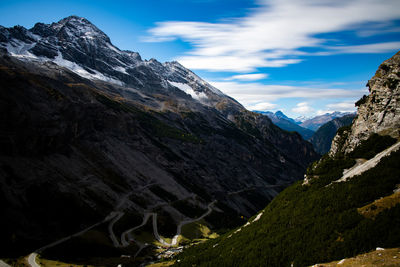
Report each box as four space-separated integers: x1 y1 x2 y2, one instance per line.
316 110 335 116
227 73 268 81
146 0 400 72
210 81 365 103
247 102 277 111
316 102 356 115
326 102 357 111
292 102 314 114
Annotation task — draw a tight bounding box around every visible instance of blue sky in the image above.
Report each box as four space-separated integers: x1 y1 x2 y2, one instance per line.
1 0 400 119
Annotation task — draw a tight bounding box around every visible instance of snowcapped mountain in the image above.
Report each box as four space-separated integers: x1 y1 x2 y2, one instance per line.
294 115 311 123
254 110 315 140
300 111 355 131
0 16 238 111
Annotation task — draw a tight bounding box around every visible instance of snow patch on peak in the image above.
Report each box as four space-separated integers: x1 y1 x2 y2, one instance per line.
295 115 311 123
57 16 92 28
164 61 225 96
53 52 124 86
107 43 120 53
5 39 37 59
113 66 128 75
53 16 110 42
168 80 208 101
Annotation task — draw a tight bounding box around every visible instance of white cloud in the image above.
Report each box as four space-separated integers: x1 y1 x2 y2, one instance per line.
177 55 300 72
326 41 400 54
316 102 357 115
326 102 357 111
146 0 400 72
226 73 268 81
316 110 335 115
292 102 314 114
247 102 277 111
356 22 400 37
209 81 366 103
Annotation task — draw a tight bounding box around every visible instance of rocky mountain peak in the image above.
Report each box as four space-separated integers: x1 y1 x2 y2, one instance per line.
52 15 111 43
329 51 400 156
0 16 234 104
274 111 296 123
58 15 91 25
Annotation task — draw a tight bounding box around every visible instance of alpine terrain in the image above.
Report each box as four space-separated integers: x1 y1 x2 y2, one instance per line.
300 111 354 131
255 111 315 140
174 51 400 266
309 114 356 155
0 16 318 265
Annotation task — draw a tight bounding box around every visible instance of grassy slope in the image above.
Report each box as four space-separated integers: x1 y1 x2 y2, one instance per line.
174 136 400 266
315 247 400 266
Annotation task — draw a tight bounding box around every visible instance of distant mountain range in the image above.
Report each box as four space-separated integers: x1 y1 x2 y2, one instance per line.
256 110 355 141
300 111 355 131
256 111 315 140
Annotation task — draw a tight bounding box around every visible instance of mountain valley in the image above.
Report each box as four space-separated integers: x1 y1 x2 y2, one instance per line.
0 16 318 266
255 111 315 140
0 14 399 267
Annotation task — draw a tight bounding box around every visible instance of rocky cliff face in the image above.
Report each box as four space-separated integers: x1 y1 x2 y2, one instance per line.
329 51 400 157
0 16 318 257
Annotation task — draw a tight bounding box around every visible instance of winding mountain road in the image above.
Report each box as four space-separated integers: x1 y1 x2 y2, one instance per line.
27 253 40 267
152 201 216 247
108 211 125 247
27 211 123 267
120 212 154 247
26 183 215 267
109 200 216 251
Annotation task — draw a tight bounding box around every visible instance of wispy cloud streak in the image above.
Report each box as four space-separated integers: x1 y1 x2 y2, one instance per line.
146 0 400 72
210 81 366 102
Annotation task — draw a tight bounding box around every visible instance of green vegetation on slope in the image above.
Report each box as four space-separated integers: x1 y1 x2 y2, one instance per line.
174 136 400 266
349 133 397 159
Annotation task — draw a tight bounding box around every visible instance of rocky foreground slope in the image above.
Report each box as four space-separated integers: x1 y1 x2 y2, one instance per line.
173 52 400 267
0 16 317 259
